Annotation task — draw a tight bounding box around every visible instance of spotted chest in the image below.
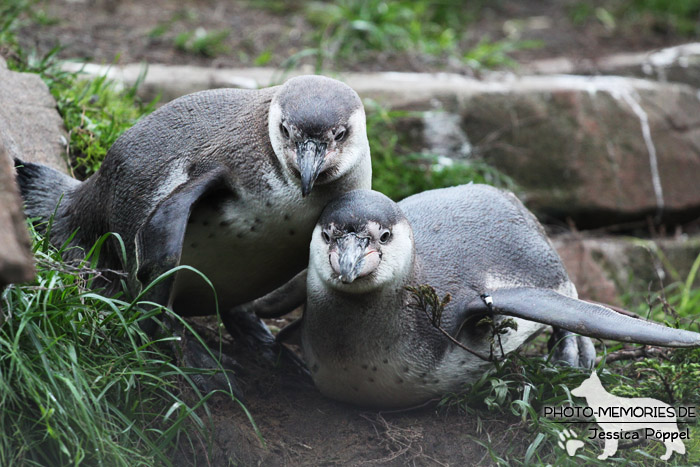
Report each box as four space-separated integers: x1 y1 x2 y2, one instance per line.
171 184 325 314
300 307 450 407
301 296 549 407
303 338 441 407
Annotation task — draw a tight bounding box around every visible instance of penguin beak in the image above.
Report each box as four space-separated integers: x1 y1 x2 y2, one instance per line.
330 234 381 284
296 139 327 197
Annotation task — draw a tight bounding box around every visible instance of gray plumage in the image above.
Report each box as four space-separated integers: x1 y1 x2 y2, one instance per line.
15 75 371 316
300 186 700 407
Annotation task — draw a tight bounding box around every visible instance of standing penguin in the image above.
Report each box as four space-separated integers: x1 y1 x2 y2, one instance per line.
15 75 371 327
297 187 700 408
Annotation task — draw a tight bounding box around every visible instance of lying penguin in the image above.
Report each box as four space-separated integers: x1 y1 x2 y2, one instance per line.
15 75 370 332
291 187 700 408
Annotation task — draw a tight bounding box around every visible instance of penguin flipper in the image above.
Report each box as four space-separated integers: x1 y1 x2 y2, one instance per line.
134 167 229 296
227 270 307 319
463 287 700 347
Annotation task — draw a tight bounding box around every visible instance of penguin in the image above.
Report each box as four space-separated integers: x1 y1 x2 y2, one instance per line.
294 187 700 408
14 75 371 326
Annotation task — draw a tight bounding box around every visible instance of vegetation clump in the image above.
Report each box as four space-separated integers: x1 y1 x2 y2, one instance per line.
0 227 227 466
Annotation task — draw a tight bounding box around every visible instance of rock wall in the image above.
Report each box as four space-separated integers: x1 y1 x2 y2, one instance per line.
66 61 700 228
349 73 700 228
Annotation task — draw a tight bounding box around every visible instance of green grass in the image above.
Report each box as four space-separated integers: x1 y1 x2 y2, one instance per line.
52 69 157 178
570 0 700 36
305 0 459 62
443 353 699 465
629 0 700 35
4 49 156 178
276 0 536 72
174 28 231 58
365 99 516 201
441 262 700 465
1 9 248 463
463 37 543 71
0 226 240 465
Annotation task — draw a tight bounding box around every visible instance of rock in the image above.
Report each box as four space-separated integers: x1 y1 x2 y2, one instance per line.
554 233 700 307
523 43 700 91
62 64 700 227
353 73 700 227
352 73 700 227
0 144 34 290
0 56 69 173
0 55 72 291
458 75 700 227
555 235 621 306
61 62 288 105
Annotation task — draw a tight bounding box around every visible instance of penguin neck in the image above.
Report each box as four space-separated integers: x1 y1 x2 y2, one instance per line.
309 249 417 328
305 272 413 360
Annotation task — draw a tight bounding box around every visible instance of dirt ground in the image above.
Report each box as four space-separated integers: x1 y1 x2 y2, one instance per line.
180 316 534 466
16 1 693 465
19 0 688 73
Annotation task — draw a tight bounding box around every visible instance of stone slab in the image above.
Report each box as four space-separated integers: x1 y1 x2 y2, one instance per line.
0 56 69 173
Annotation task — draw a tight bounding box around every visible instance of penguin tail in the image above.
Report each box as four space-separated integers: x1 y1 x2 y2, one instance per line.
14 158 80 228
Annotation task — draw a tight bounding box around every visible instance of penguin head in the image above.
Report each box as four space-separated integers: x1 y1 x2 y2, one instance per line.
310 190 415 293
269 75 370 197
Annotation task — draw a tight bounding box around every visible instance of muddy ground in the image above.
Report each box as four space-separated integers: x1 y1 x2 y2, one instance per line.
16 1 693 465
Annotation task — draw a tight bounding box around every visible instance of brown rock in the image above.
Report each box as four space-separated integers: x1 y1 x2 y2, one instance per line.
553 233 700 306
0 56 69 173
555 235 620 306
0 143 34 289
459 76 700 227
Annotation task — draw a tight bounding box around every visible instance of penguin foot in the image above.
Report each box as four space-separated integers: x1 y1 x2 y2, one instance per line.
178 333 245 398
222 310 310 377
161 317 247 399
548 328 595 368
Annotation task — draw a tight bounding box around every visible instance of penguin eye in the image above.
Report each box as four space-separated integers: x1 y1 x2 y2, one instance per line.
334 128 347 142
321 230 331 243
379 230 391 244
280 124 290 139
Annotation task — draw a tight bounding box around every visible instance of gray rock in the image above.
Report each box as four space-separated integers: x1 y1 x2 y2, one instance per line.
0 56 69 173
0 55 74 291
524 42 700 90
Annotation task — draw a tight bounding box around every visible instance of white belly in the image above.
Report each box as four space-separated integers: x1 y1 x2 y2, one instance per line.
171 188 321 315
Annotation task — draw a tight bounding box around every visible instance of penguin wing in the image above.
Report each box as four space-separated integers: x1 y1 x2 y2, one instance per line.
227 270 308 319
134 167 230 293
462 287 700 347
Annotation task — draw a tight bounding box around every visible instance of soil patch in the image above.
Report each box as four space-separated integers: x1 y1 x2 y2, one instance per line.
179 317 533 465
18 0 689 73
